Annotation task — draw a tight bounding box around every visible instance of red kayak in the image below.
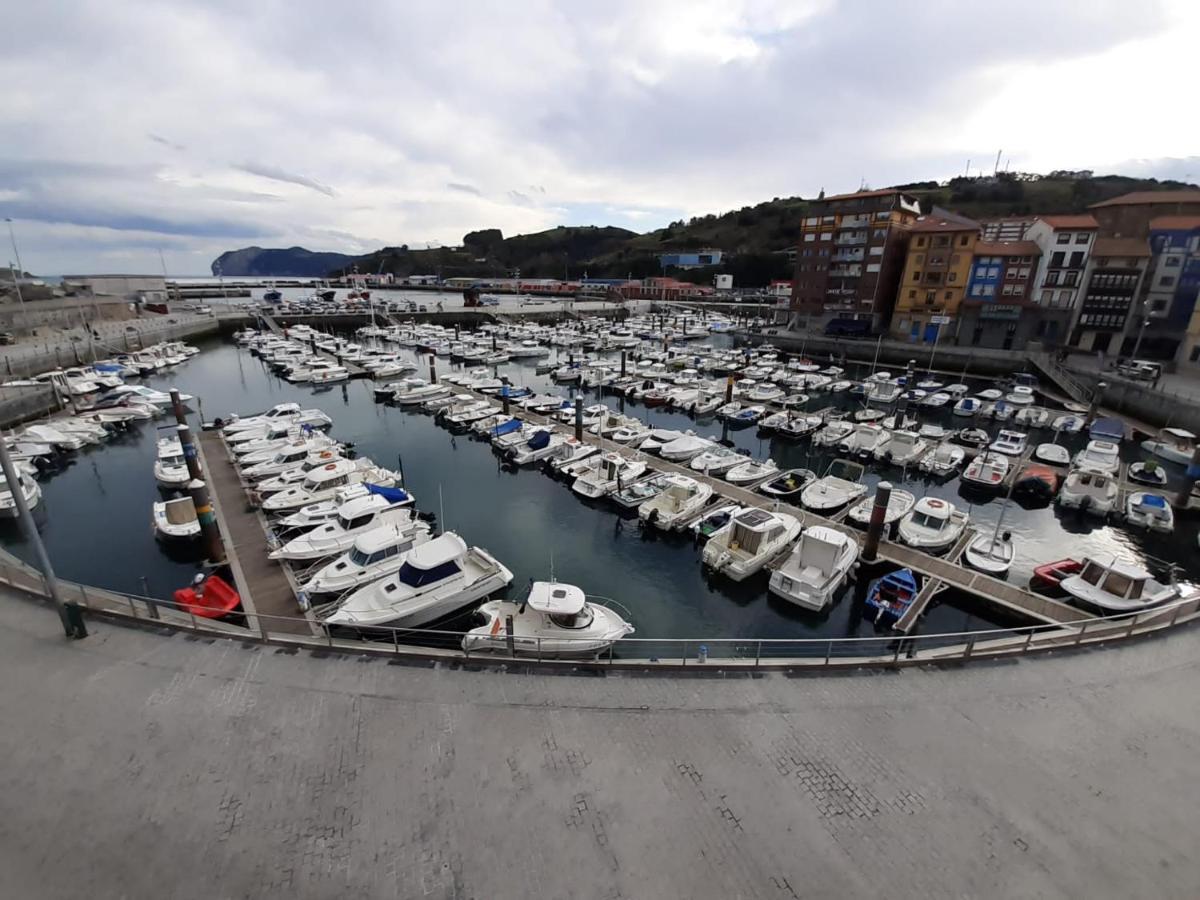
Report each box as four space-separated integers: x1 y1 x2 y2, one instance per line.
174 572 242 619
1030 559 1081 594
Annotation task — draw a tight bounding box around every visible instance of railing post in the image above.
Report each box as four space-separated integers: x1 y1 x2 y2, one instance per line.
1125 614 1139 638
608 641 614 665
755 641 762 667
824 639 833 665
962 637 975 661
1022 629 1035 653
681 640 687 666
1073 621 1089 646
892 642 901 665
393 628 399 654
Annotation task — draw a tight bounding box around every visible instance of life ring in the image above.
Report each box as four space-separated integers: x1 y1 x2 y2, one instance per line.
926 498 945 509
319 451 334 459
324 462 338 471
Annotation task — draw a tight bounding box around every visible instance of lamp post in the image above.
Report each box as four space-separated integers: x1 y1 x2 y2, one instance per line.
1130 313 1150 362
5 219 28 329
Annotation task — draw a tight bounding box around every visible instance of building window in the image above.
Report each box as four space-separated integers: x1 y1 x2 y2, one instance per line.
1152 299 1168 312
948 272 957 283
925 290 936 302
804 217 819 226
1057 233 1071 244
912 271 921 282
804 233 815 242
959 235 969 246
1040 289 1054 304
820 231 832 241
1002 284 1014 295
935 236 950 247
1013 286 1024 296
1166 256 1181 267
1069 251 1085 268
908 290 917 299
1051 251 1065 267
1160 276 1176 287
869 246 883 255
950 254 960 265
873 229 887 240
916 237 926 247
1075 233 1090 244
1018 267 1030 278
944 290 952 300
866 263 880 273
982 285 995 297
925 272 942 285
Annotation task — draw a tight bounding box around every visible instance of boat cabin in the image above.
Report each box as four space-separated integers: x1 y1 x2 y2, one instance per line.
300 460 358 493
526 582 594 629
727 509 786 556
391 533 467 588
347 529 412 568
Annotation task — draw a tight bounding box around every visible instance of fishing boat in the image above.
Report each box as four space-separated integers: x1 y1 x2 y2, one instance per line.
758 469 816 502
152 496 200 543
875 430 927 466
1030 558 1081 594
572 453 647 499
462 581 634 656
1125 492 1174 533
1013 464 1060 503
173 567 242 619
611 472 671 509
800 459 867 512
727 405 766 428
768 526 859 612
1033 443 1071 465
963 529 1014 576
846 488 916 527
690 504 744 539
1128 461 1168 487
775 415 823 439
547 442 600 475
300 521 434 597
153 437 191 489
989 429 1028 456
725 457 778 486
1059 554 1179 614
269 495 418 561
953 397 981 417
508 430 566 466
867 381 902 404
1072 440 1121 476
961 452 1009 490
1057 469 1118 516
954 428 989 449
638 475 714 530
320 532 514 628
864 569 920 624
701 508 802 581
1141 427 1196 466
897 497 968 552
254 452 365 494
918 442 965 476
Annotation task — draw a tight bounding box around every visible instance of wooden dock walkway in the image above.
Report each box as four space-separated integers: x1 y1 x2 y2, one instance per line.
197 429 314 635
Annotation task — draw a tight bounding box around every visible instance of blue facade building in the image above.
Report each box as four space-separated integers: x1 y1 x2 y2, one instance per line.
659 249 723 269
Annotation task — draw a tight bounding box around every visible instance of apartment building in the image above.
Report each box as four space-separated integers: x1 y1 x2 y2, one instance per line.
1024 215 1098 347
889 211 979 342
955 241 1042 350
1070 238 1151 353
979 217 1036 242
790 188 921 331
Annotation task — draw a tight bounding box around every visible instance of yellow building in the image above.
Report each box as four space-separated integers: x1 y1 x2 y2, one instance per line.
890 211 980 342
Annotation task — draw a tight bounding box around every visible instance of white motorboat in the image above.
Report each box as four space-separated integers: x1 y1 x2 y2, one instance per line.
897 497 968 552
572 452 647 498
236 433 339 467
255 452 365 494
690 503 745 539
1128 461 1168 487
981 401 1014 422
638 474 714 530
813 420 854 446
152 496 200 542
108 385 194 407
222 402 326 434
659 433 714 463
1004 386 1036 406
1125 492 1174 533
637 428 685 454
392 379 452 405
436 398 492 425
53 417 109 444
0 469 42 517
1072 440 1121 476
321 532 513 628
153 437 191 489
270 496 419 561
548 442 600 474
261 460 399 512
612 472 671 509
725 457 778 486
462 581 634 656
920 392 952 408
1013 406 1051 428
867 381 902 404
945 383 970 396
1057 468 1118 516
838 422 889 457
509 430 571 466
800 459 867 512
989 429 1028 456
1141 427 1196 466
757 469 816 502
853 407 885 423
1051 414 1085 434
1060 554 1178 614
1034 443 1071 466
609 423 652 445
701 507 802 581
224 411 333 446
23 423 88 451
846 489 916 527
300 521 434 596
963 528 1014 576
962 452 1009 490
690 445 748 476
768 526 859 612
953 397 981 417
918 442 965 476
875 430 927 466
275 484 381 531
977 388 1003 401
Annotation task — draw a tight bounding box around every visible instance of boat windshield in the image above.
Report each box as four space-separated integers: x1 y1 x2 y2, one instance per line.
337 512 375 532
1102 570 1138 598
396 559 460 588
911 511 944 530
162 454 185 467
1079 561 1105 586
350 543 401 567
550 608 595 629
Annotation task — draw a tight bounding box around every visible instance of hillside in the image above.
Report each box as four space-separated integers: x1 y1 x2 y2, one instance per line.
212 172 1197 286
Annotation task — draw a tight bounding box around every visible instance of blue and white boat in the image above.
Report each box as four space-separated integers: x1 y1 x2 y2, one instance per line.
864 569 920 624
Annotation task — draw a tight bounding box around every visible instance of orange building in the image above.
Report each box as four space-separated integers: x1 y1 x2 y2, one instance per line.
889 210 980 342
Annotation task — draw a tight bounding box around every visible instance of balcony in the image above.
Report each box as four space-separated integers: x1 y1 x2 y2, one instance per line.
838 216 870 229
831 250 864 263
829 266 862 278
835 234 867 246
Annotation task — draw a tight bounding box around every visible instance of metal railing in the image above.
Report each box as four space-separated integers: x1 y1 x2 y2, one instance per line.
1 551 1197 671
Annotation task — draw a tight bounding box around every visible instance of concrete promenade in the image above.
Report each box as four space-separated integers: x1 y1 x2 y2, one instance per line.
1 590 1198 899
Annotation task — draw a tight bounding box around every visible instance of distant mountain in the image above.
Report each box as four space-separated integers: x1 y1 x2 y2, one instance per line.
211 246 361 277
212 172 1198 285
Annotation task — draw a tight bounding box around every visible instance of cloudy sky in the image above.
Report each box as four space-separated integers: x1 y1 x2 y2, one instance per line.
2 0 1198 275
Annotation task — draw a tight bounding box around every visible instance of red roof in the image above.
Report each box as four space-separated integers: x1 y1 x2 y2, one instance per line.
1150 215 1200 231
1037 215 1098 230
1092 237 1151 257
1090 190 1200 209
973 240 1040 256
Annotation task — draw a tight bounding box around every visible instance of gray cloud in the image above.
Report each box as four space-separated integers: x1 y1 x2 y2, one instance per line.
447 182 482 196
148 133 186 151
235 162 336 198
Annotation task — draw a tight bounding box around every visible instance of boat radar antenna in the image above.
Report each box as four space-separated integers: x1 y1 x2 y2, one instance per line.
549 548 555 585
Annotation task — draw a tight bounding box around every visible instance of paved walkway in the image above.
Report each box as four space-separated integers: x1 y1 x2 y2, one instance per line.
1066 353 1200 404
2 590 1199 899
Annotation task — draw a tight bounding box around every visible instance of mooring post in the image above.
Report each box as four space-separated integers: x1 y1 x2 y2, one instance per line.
428 354 437 385
1175 443 1200 508
574 395 584 442
501 384 510 416
169 387 187 428
620 349 627 377
188 479 225 563
862 480 892 562
725 375 734 404
1086 380 1107 423
177 423 203 481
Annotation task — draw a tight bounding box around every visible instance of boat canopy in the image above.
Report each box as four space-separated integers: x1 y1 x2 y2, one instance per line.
527 430 552 451
164 497 198 525
526 582 586 616
1089 417 1124 442
797 530 843 575
405 532 468 571
365 484 409 504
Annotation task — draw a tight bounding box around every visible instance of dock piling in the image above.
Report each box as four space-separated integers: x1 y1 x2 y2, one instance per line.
501 385 510 416
177 423 203 481
862 481 892 562
188 479 225 564
169 388 187 427
428 355 437 385
575 395 583 442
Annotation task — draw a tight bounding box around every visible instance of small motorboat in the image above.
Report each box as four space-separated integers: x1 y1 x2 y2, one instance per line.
962 452 1009 490
269 494 417 561
1013 406 1050 428
920 392 951 408
690 445 749 476
846 489 916 527
659 433 714 463
801 459 867 512
874 430 928 466
462 581 634 657
1034 443 1071 466
1125 492 1174 533
611 472 671 509
1089 417 1124 444
572 452 647 499
727 405 766 428
221 402 329 435
1060 554 1179 614
838 422 889 457
261 460 399 512
508 430 565 466
1057 468 1118 516
989 429 1028 457
1141 427 1197 465
300 520 434 597
1013 464 1060 503
977 388 1003 401
1128 461 1168 487
758 469 816 502
701 507 802 581
768 526 859 611
637 428 685 454
690 504 744 539
981 401 1014 421
853 407 886 423
918 442 965 477
864 568 920 624
725 457 778 486
1004 386 1036 406
153 496 200 543
897 497 968 552
0 469 42 516
963 529 1015 576
1051 414 1085 434
173 567 242 619
638 474 714 530
952 397 981 417
954 428 989 449
813 420 854 446
1072 440 1120 476
154 437 191 489
1030 558 1082 594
